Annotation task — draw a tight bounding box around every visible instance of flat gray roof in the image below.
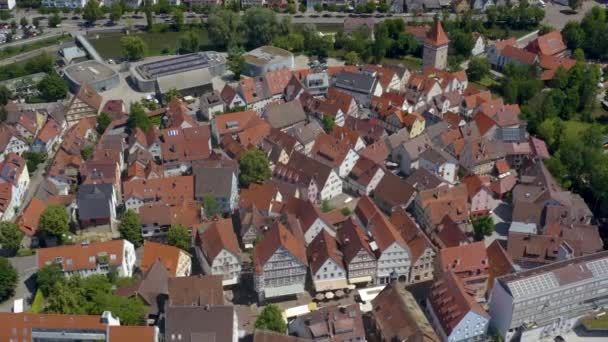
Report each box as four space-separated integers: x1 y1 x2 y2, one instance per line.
64 60 117 85
244 45 293 66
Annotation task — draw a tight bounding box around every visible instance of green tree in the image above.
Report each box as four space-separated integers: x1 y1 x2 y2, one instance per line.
45 280 86 314
48 13 62 27
163 88 181 103
118 210 143 247
255 304 287 333
0 222 23 255
472 215 494 241
202 193 221 219
241 7 279 49
238 148 271 186
451 30 474 58
206 10 240 49
144 0 153 29
39 204 69 239
344 51 360 65
313 3 322 12
568 0 582 11
167 224 191 251
172 8 184 31
96 294 146 325
36 264 64 296
109 2 123 22
340 207 352 216
83 0 103 24
20 17 28 27
178 30 200 53
81 145 94 160
467 56 490 82
227 47 245 79
37 73 68 102
322 114 335 133
120 36 147 61
127 102 151 132
0 257 17 302
97 112 112 134
0 85 11 105
561 21 585 50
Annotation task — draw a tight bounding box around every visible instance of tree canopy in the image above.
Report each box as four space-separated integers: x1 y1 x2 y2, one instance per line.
39 204 69 239
37 73 68 102
83 0 103 24
238 148 271 186
0 221 23 255
0 257 17 302
202 193 221 219
127 102 152 132
118 210 143 248
36 264 64 296
167 224 191 251
472 215 494 241
120 36 147 61
467 56 490 82
255 304 287 333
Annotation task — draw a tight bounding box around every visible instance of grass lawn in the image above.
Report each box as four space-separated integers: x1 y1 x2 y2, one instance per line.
88 28 210 60
312 23 343 33
473 75 500 90
382 56 422 70
0 35 71 61
483 27 530 40
582 314 608 330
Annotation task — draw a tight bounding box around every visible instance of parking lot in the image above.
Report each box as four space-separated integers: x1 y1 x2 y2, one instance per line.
542 0 600 30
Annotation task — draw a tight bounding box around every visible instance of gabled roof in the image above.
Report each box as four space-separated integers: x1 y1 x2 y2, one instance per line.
17 198 46 237
337 218 375 264
141 241 190 277
311 133 353 168
501 45 538 65
428 271 489 336
439 241 488 274
254 221 308 273
374 172 416 209
525 31 567 56
116 259 169 314
264 100 307 129
198 217 241 263
372 285 440 341
123 176 194 205
390 208 434 264
168 275 224 306
70 83 102 112
307 230 344 274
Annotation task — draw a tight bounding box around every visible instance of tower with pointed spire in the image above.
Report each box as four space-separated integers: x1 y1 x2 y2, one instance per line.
423 20 450 70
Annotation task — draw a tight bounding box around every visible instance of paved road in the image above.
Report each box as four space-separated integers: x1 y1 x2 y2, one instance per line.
0 255 37 313
542 0 599 30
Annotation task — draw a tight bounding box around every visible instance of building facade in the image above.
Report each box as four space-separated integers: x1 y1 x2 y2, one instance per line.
489 251 608 342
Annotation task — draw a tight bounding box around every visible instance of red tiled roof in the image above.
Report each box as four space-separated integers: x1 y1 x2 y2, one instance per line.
254 221 308 273
425 20 449 46
38 240 127 271
199 217 241 262
526 31 567 56
141 240 190 276
123 176 194 205
502 45 538 65
17 198 46 236
307 230 344 274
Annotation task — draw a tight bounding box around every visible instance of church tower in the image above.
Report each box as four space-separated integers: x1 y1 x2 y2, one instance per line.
423 20 450 70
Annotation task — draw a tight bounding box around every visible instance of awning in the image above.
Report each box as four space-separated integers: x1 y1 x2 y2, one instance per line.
313 279 349 292
264 283 305 298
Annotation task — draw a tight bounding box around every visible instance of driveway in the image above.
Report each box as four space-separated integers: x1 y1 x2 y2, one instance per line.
0 255 38 313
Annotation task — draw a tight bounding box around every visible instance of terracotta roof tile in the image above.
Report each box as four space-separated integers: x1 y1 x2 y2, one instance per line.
123 176 194 205
198 217 241 263
17 198 46 236
141 241 190 276
307 230 344 274
254 221 307 273
37 240 128 272
425 20 449 46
